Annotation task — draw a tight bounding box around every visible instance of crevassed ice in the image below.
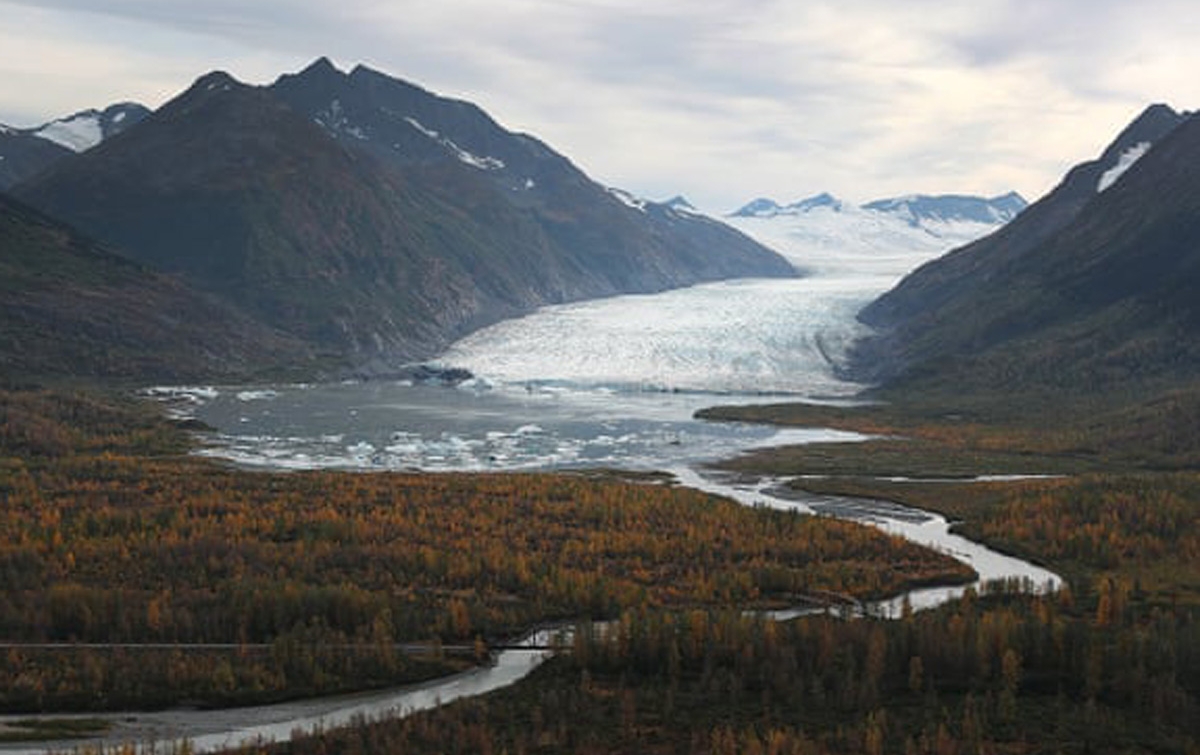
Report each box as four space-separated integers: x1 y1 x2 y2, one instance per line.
445 203 1004 397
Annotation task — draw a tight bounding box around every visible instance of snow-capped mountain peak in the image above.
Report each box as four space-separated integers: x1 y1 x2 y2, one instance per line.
1 102 151 189
606 186 648 212
731 193 846 218
20 102 151 153
790 192 844 213
863 193 1027 226
36 110 104 152
1085 104 1186 197
730 198 784 218
662 195 697 213
725 190 1027 274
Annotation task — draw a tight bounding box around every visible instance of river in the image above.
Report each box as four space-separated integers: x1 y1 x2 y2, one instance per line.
0 460 1061 755
0 212 1062 753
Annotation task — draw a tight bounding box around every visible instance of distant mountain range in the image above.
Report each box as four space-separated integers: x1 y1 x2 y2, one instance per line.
731 192 1027 226
855 103 1200 399
723 191 1027 275
4 58 793 379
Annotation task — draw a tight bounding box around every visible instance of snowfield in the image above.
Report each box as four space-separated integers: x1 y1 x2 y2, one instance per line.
35 113 103 152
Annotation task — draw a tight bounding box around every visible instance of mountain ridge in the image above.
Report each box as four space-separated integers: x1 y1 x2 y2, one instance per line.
0 103 150 189
731 192 1026 224
859 104 1188 335
11 59 794 376
852 104 1200 401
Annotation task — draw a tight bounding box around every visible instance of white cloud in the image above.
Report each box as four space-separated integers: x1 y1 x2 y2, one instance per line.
1 0 1198 211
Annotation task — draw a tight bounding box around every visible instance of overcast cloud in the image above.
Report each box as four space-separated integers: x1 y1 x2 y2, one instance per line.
1 0 1197 211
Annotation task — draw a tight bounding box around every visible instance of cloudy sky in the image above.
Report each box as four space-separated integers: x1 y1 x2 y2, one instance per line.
1 0 1197 212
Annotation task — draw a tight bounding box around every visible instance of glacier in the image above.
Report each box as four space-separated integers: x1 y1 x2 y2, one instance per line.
442 199 1004 397
188 199 1010 473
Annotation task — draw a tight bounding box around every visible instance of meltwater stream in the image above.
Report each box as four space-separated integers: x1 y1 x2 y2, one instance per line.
0 462 1061 755
0 215 1062 753
0 460 1061 755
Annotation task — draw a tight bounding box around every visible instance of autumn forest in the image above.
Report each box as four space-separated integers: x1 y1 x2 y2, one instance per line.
2 384 1200 753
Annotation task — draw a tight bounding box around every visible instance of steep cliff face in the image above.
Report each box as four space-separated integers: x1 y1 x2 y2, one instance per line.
14 60 793 372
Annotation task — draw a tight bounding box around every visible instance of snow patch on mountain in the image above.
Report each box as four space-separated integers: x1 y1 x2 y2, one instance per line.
1097 142 1151 192
35 113 103 152
457 149 505 171
404 116 505 170
607 187 648 212
315 99 368 141
403 116 437 140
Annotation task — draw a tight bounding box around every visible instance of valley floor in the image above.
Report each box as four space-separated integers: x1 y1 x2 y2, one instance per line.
2 387 1199 753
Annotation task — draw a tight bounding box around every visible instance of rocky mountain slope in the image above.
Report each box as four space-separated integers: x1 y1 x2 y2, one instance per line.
0 192 311 381
854 104 1200 398
12 60 793 374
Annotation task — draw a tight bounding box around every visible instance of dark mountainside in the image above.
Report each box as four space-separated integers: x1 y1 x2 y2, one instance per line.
854 104 1200 399
0 133 70 191
268 58 794 305
0 103 150 189
12 59 793 375
0 192 311 381
860 104 1184 334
